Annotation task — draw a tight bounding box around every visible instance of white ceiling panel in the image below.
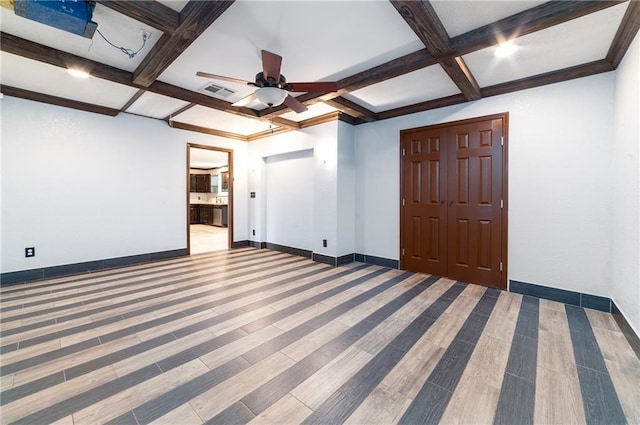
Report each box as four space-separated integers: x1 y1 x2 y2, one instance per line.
432 1 546 38
0 52 139 109
158 1 425 98
173 105 275 136
0 3 162 72
463 2 628 88
125 92 190 120
279 103 338 122
343 65 461 113
156 1 189 13
190 147 229 169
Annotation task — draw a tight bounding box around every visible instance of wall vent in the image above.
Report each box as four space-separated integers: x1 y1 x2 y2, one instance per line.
201 83 235 98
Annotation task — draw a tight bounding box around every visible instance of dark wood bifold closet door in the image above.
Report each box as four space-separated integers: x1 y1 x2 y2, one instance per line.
401 114 507 289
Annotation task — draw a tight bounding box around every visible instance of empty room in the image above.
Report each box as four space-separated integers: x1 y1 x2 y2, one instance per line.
1 1 639 424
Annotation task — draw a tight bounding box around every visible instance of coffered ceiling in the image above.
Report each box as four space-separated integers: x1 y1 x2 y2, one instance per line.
1 1 638 141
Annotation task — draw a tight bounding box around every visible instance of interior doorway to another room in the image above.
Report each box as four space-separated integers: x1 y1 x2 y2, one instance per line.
187 144 233 255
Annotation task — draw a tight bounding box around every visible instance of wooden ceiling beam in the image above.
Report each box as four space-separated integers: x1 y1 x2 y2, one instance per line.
256 1 623 116
450 1 626 56
1 32 133 85
95 1 180 34
267 117 301 130
162 103 197 121
1 85 121 116
120 89 146 112
376 59 614 121
169 121 249 142
607 0 640 68
390 0 481 101
324 97 377 122
132 0 235 87
0 32 259 119
481 59 615 98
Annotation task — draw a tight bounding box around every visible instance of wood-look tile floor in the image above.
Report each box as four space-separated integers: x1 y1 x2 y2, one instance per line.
1 248 639 425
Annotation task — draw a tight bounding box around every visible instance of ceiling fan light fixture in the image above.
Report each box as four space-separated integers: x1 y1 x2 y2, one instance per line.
255 87 287 107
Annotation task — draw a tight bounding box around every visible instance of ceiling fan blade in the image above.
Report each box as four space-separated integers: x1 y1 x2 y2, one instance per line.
232 92 258 107
283 94 308 113
287 81 338 93
196 72 252 86
261 50 282 82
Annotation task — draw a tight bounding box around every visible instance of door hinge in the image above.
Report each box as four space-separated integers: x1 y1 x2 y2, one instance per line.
402 248 405 256
402 148 406 156
501 199 503 209
402 198 405 206
500 262 503 271
501 136 504 146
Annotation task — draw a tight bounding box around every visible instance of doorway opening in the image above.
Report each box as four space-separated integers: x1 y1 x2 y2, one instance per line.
187 144 234 255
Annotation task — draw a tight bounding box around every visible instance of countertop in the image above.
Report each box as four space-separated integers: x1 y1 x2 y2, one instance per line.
190 203 228 206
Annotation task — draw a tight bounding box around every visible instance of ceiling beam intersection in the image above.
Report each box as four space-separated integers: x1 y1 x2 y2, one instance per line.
95 1 180 34
132 0 235 87
390 0 482 100
606 0 640 68
256 0 624 116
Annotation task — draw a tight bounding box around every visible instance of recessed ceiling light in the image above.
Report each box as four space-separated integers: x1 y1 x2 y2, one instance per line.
495 41 518 58
67 68 90 79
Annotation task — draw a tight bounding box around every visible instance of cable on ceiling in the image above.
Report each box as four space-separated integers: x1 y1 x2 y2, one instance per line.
95 29 148 59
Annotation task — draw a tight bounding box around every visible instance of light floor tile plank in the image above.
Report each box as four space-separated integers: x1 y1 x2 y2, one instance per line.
247 393 313 425
189 352 295 420
605 359 640 424
585 308 623 332
438 375 501 424
343 384 412 425
199 325 284 371
72 359 210 424
1 366 119 423
591 326 640 369
290 346 373 410
149 403 204 425
534 366 586 425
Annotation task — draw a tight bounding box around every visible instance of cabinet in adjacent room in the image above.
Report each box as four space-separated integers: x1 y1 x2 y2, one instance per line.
190 174 211 193
199 205 214 225
190 205 199 224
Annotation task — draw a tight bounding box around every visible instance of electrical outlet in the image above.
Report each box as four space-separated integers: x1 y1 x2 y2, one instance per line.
25 247 35 257
139 29 151 41
322 239 327 248
252 229 255 236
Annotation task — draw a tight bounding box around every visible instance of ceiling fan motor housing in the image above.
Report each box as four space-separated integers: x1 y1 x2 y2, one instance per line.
254 72 291 91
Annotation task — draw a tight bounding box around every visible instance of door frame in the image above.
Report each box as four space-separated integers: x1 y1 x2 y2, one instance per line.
399 112 509 289
186 143 234 255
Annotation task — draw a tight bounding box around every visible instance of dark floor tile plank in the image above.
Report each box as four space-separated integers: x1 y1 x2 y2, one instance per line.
576 366 627 425
504 333 537 383
13 364 162 425
493 373 535 425
303 344 407 425
217 275 440 421
303 282 467 425
398 381 451 425
1 337 101 376
0 371 65 405
204 401 255 425
565 305 608 373
128 357 251 425
426 339 475 391
513 309 539 339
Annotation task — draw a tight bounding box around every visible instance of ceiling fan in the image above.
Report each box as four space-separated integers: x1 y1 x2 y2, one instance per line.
197 50 338 113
